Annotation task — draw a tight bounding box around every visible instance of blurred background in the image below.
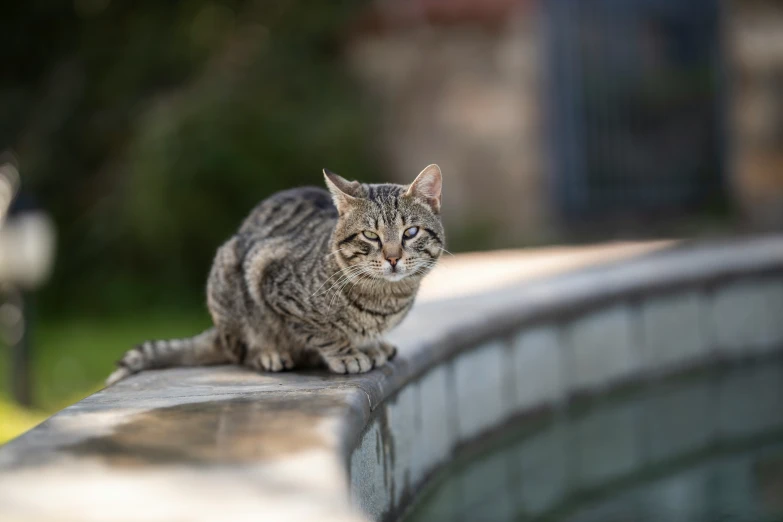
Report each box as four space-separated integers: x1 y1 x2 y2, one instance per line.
0 0 781 442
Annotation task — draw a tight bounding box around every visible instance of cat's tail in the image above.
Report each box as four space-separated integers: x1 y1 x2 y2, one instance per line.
105 327 230 386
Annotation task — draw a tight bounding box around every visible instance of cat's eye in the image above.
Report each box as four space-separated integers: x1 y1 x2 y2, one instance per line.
363 231 379 240
403 226 419 239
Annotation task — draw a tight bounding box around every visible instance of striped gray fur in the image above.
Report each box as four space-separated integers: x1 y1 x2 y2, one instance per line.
106 164 445 384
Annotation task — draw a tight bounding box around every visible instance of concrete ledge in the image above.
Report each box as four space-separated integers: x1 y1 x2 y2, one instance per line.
1 237 782 522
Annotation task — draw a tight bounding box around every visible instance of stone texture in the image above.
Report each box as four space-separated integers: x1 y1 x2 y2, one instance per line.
567 305 638 391
412 365 454 485
513 326 563 411
453 341 511 441
717 360 783 438
385 382 419 508
461 488 516 522
642 380 715 464
401 476 461 522
712 281 771 354
571 401 642 487
641 292 707 371
762 278 783 350
0 456 366 522
459 448 515 515
350 422 388 521
515 422 570 516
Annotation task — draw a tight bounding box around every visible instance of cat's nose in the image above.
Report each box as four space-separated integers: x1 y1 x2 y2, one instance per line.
382 244 402 267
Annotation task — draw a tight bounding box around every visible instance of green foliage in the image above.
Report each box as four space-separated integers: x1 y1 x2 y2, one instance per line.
0 310 210 440
1 0 379 314
30 310 211 409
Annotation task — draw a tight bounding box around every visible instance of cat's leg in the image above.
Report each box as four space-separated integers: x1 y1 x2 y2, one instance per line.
244 333 296 372
243 323 298 373
234 239 299 373
318 341 373 374
246 348 295 372
207 236 249 364
358 339 397 368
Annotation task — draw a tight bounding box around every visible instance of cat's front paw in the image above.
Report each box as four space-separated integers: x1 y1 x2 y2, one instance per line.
323 351 373 374
248 350 295 372
361 341 397 368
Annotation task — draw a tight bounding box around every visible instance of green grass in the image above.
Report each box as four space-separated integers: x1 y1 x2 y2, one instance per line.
0 309 209 443
0 396 46 444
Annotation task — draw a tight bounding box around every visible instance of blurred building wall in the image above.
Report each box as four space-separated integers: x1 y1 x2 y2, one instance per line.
348 1 550 248
729 0 783 228
348 0 750 247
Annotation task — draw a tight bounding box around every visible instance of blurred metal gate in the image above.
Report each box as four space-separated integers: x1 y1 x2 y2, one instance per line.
543 0 727 221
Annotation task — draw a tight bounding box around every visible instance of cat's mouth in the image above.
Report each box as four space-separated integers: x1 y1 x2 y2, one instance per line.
381 262 410 282
383 271 408 282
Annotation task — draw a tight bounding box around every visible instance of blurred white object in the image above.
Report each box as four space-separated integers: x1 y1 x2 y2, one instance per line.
0 163 20 227
0 162 56 289
0 213 56 289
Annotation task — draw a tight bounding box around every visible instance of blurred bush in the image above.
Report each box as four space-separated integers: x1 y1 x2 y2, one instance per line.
1 0 378 315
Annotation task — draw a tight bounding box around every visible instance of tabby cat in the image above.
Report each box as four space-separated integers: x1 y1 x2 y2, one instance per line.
106 164 444 384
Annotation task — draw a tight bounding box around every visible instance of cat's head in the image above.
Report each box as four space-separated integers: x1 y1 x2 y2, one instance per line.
324 164 445 283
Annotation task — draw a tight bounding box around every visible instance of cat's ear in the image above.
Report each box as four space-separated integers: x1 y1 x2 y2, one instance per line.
323 168 360 214
406 164 442 214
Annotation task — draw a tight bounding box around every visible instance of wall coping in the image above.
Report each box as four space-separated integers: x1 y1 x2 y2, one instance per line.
1 236 782 522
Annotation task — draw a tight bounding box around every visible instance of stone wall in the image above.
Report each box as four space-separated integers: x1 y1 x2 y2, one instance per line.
0 238 782 522
348 7 549 247
405 357 783 520
349 243 783 520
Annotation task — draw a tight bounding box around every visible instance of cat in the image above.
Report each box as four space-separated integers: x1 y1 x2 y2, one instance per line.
106 164 444 385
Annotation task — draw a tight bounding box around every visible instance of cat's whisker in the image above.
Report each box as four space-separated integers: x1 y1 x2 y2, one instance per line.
328 275 358 310
310 267 357 297
328 268 371 310
325 247 352 259
323 263 372 293
311 268 349 295
313 265 367 297
414 265 437 273
411 259 442 276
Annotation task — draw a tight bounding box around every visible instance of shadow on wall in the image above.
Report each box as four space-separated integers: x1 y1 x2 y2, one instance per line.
407 356 783 521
